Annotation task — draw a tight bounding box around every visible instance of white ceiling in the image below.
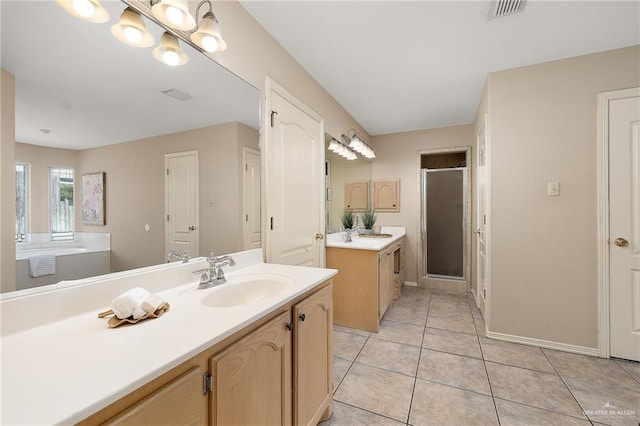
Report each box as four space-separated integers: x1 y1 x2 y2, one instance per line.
240 0 640 136
1 0 259 150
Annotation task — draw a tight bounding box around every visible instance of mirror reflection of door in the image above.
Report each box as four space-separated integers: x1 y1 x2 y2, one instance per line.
165 151 199 257
244 148 261 249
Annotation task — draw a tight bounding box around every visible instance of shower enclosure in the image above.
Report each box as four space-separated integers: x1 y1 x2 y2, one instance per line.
421 168 467 280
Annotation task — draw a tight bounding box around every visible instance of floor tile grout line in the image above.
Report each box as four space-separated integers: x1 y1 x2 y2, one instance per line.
469 294 501 426
491 396 599 424
330 400 408 425
332 333 371 395
612 358 640 386
404 288 432 425
540 347 592 423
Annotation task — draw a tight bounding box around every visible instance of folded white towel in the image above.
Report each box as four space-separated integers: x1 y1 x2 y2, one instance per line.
111 288 151 320
142 294 165 314
29 255 56 277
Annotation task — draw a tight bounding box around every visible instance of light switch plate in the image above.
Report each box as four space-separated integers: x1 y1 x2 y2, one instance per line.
548 181 560 196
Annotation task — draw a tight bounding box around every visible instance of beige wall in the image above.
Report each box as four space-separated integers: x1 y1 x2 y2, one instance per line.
206 1 369 141
15 144 78 233
1 69 16 292
76 122 258 272
486 45 640 349
370 125 475 283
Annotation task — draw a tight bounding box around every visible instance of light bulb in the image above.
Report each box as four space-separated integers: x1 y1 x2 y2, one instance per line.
123 26 142 44
201 35 218 52
72 0 95 17
162 50 180 66
165 6 184 25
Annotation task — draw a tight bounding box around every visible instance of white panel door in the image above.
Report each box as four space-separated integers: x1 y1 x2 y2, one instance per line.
244 148 261 249
476 116 488 318
165 151 198 258
609 95 640 361
266 84 324 267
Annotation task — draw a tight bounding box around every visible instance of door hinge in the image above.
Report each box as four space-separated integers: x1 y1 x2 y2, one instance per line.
203 371 213 396
246 214 249 222
166 168 169 175
166 214 170 221
270 217 274 230
270 110 278 127
245 163 248 171
483 214 487 225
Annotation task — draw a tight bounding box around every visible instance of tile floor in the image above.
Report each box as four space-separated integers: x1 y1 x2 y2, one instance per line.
320 285 640 426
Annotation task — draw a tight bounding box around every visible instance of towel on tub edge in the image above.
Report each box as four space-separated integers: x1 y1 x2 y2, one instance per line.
28 254 56 277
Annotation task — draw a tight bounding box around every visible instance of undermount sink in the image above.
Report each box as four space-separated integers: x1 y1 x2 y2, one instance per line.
201 274 296 308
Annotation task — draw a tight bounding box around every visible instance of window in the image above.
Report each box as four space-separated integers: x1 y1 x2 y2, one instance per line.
15 163 29 242
50 167 74 241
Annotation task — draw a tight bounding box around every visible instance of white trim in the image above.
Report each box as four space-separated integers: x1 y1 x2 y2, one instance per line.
486 330 600 358
597 87 640 359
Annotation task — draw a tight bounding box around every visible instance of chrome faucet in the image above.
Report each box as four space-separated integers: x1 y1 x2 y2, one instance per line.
192 252 236 289
168 250 191 263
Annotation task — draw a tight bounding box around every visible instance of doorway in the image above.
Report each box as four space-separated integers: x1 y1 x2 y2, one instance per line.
418 148 471 291
164 151 199 258
598 88 640 361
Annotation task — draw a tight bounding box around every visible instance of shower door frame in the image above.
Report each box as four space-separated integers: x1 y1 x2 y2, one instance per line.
417 147 472 290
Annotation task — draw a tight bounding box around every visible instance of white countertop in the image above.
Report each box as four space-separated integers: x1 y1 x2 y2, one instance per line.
325 226 406 251
0 253 337 425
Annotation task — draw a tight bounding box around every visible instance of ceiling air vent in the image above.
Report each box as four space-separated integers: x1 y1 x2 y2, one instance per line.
161 88 192 101
490 0 527 18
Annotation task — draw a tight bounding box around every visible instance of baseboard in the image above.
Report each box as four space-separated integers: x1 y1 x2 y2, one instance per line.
485 330 601 357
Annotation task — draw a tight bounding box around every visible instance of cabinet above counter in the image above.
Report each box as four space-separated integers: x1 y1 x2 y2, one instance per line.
326 226 406 251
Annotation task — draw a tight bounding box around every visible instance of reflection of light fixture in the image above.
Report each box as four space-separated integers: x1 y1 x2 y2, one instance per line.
190 1 227 53
151 0 196 31
153 32 189 66
328 138 357 161
346 129 375 159
56 0 109 23
111 7 155 48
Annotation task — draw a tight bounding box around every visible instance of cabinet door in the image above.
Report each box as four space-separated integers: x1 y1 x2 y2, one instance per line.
345 181 369 211
293 284 333 426
103 366 206 426
379 250 393 318
211 311 292 426
373 180 399 212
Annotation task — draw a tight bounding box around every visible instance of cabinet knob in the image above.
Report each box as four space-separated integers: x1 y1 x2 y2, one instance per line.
299 313 306 322
285 322 293 331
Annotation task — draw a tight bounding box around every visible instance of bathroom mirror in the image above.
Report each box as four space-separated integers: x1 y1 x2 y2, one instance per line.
325 134 372 234
1 0 260 292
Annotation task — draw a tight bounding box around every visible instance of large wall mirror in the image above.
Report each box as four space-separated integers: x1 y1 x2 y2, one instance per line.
1 0 260 292
325 134 372 234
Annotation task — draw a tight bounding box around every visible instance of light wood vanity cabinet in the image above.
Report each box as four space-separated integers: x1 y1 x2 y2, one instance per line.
293 285 333 425
373 179 400 212
344 181 370 211
87 282 333 426
211 310 293 425
328 240 404 332
102 366 207 426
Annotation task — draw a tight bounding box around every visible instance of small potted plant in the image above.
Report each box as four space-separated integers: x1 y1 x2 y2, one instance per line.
362 209 377 235
341 209 355 242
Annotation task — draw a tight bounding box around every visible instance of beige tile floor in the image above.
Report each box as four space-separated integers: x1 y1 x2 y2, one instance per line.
320 285 640 426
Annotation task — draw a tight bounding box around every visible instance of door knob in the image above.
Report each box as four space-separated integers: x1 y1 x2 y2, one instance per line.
614 237 629 247
188 225 195 231
473 229 481 235
315 233 324 241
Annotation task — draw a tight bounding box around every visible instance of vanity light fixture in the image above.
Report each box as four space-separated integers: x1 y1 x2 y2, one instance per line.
190 0 227 53
151 0 197 32
347 129 375 159
111 7 155 48
329 138 357 161
56 0 109 23
153 32 189 66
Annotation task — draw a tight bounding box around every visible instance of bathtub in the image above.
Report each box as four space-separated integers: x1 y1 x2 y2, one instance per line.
16 247 110 291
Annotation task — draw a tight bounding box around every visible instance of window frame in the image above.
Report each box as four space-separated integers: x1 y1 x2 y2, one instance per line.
49 166 75 241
